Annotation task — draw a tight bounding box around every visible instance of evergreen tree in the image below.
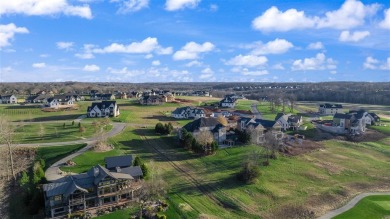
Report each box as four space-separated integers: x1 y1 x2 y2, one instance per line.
141 163 148 178
133 156 143 166
19 171 30 192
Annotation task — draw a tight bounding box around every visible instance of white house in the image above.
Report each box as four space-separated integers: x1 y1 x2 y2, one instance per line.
319 103 343 115
220 96 237 108
0 95 17 104
45 98 60 108
87 101 120 118
275 113 291 131
172 106 206 119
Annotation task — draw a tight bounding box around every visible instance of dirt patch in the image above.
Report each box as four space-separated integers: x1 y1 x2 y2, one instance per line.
312 160 346 175
198 213 220 219
175 98 196 104
265 204 315 219
283 139 324 156
41 105 79 112
346 129 388 142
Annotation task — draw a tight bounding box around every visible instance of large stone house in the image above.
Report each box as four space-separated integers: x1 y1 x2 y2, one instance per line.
181 117 227 144
238 117 283 144
332 110 374 134
0 94 17 104
87 101 120 117
275 113 303 131
220 96 237 108
171 106 206 119
318 103 343 115
43 155 142 218
25 94 52 103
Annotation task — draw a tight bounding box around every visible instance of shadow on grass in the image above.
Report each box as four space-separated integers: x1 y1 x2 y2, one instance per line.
15 114 84 122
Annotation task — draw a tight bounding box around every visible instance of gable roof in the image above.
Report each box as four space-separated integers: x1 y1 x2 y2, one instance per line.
320 103 343 109
183 117 222 132
117 166 143 178
105 155 133 169
220 96 237 104
87 101 117 112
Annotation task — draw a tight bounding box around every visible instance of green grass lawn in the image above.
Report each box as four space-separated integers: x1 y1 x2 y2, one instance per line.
256 102 299 120
62 125 390 218
13 122 112 144
94 207 138 219
235 99 257 111
333 195 390 219
0 102 91 122
36 144 87 170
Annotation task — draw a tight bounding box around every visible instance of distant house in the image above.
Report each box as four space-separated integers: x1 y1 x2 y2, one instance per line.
91 93 115 101
181 117 226 144
105 155 143 180
192 91 211 97
319 103 343 115
0 95 17 104
164 93 175 102
220 96 237 108
115 92 127 99
43 155 143 218
275 113 303 131
275 113 291 131
287 115 303 130
171 106 205 119
44 95 75 108
139 95 164 105
25 94 52 103
332 110 373 134
87 101 120 117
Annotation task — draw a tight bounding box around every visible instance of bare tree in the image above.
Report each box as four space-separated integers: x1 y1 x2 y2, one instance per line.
263 131 283 160
0 117 16 181
217 115 228 126
195 130 214 146
38 123 45 140
139 161 167 201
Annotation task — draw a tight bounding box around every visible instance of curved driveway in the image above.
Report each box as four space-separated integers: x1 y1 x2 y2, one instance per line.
318 192 390 219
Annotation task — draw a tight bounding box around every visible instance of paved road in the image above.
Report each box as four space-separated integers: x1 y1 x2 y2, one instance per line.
44 123 127 181
317 192 390 219
251 103 262 119
0 123 127 147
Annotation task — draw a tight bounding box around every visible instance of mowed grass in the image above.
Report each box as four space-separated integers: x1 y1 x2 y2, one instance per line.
334 195 390 219
235 99 257 111
256 102 299 120
60 125 390 218
13 122 112 144
36 144 87 169
0 102 91 122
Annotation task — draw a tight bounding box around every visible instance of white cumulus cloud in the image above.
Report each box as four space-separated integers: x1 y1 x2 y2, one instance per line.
252 6 317 32
339 30 370 42
83 64 100 72
0 23 29 48
0 0 92 19
379 8 390 29
363 56 390 70
32 62 46 68
251 38 293 55
165 0 200 11
116 0 149 14
241 69 269 76
57 41 74 50
307 42 324 50
173 41 215 60
152 60 161 66
226 54 268 67
292 53 337 71
199 67 214 79
317 0 380 29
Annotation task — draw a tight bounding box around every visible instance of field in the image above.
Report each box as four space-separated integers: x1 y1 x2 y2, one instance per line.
0 102 90 122
256 102 299 120
296 101 390 117
334 195 390 219
13 122 112 144
60 126 390 218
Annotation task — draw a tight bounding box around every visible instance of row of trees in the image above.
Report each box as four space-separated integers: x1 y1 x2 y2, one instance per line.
155 123 174 135
180 129 218 155
18 160 46 214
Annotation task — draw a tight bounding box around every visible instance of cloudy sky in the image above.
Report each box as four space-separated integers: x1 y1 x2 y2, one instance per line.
0 0 389 82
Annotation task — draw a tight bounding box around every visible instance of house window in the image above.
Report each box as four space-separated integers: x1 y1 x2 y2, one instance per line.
54 195 62 201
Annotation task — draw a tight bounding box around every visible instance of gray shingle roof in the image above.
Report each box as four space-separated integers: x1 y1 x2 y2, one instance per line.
105 155 133 169
183 117 221 132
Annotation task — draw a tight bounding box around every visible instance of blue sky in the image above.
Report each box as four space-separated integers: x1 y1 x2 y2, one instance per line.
0 0 389 82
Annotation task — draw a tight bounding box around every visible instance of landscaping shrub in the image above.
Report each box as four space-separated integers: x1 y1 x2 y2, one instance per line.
237 162 261 184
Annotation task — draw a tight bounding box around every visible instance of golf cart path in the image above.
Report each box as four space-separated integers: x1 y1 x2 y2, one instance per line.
317 192 390 219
